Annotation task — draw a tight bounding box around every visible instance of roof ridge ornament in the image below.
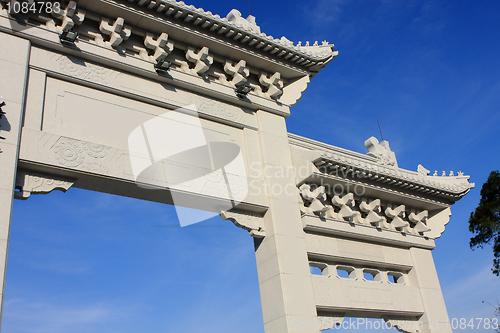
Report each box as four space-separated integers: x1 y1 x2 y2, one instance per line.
365 136 398 167
226 9 260 33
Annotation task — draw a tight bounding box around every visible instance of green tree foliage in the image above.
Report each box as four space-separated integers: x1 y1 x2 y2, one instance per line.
469 171 500 275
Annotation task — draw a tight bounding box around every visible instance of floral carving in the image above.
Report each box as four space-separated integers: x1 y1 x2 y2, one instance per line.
55 56 109 85
52 137 111 175
222 59 249 87
142 32 174 62
53 138 84 167
83 142 111 158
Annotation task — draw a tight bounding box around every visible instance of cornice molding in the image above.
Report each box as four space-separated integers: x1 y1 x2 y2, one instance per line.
0 1 319 110
98 0 338 72
289 133 475 203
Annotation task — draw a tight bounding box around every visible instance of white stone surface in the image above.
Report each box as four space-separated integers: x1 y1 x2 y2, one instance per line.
0 32 30 328
0 2 474 332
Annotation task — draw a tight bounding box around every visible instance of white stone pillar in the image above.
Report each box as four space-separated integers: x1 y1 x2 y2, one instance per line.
254 110 320 333
0 32 30 327
408 247 453 333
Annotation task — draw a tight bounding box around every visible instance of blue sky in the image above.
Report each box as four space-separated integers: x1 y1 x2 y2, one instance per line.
3 0 500 332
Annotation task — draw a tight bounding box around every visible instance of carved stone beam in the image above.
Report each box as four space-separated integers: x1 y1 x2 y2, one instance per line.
98 17 131 49
142 32 174 62
48 1 85 33
14 170 75 200
223 59 249 87
259 72 283 99
186 46 213 75
220 209 265 238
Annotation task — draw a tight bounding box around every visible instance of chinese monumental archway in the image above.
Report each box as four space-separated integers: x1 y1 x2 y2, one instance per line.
0 1 474 332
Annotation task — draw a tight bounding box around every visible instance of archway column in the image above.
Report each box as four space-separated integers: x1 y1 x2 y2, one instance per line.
0 32 30 326
253 110 321 333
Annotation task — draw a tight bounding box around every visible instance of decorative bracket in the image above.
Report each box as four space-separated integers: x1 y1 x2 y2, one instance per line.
220 209 265 238
259 72 283 99
409 210 431 234
353 198 386 227
47 1 85 33
223 59 249 87
97 17 131 49
299 184 327 215
331 193 355 220
142 32 174 62
15 170 75 200
385 204 408 229
186 46 213 75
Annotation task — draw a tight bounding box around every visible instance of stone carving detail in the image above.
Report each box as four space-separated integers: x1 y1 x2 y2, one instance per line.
46 1 85 33
196 100 239 122
51 137 110 175
365 136 398 167
299 184 434 237
141 32 174 62
96 17 131 49
53 137 84 167
220 209 265 238
222 60 249 87
55 56 109 85
259 72 283 99
15 170 75 200
383 318 420 333
186 46 213 75
83 142 111 158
